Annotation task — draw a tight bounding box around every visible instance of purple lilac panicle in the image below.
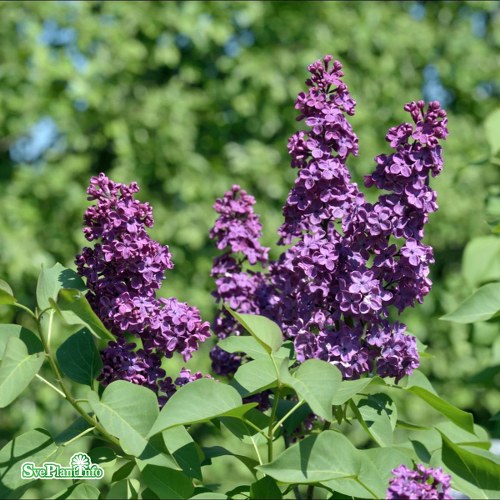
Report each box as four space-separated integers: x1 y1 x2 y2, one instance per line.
387 464 452 499
76 173 211 404
210 56 447 383
209 185 270 375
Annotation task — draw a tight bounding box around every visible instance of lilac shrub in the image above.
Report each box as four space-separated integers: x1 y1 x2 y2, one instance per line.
210 55 448 382
3 55 497 500
76 173 211 405
387 464 452 499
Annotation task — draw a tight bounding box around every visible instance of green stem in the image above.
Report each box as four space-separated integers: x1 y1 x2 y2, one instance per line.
249 435 263 466
243 418 269 439
61 426 95 447
46 307 54 347
36 309 121 449
306 484 315 500
267 387 281 463
12 302 37 319
35 373 66 397
272 399 305 434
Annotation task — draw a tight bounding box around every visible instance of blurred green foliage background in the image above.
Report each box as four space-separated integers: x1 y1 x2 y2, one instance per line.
0 1 499 486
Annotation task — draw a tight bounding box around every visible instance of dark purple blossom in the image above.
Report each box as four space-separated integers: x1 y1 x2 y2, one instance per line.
387 464 452 499
210 185 269 266
209 185 270 375
209 56 447 384
77 173 211 405
98 338 166 393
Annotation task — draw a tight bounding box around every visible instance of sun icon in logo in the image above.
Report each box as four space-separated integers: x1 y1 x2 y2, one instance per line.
70 452 91 476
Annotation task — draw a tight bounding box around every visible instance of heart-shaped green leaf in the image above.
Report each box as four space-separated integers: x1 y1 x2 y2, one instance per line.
148 378 246 437
0 337 45 408
56 328 102 386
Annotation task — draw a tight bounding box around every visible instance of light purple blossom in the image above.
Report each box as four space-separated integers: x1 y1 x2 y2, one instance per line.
387 464 452 499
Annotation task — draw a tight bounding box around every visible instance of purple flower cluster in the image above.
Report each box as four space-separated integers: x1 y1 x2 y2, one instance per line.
209 185 270 375
210 55 448 382
76 173 211 404
387 464 452 499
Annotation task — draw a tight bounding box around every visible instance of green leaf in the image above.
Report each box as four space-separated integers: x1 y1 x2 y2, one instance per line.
147 378 245 437
323 456 383 499
0 337 45 408
403 369 437 393
0 278 16 305
37 263 66 311
52 483 100 499
326 447 413 499
219 409 269 446
56 328 102 386
467 364 500 387
435 421 491 449
415 337 434 359
485 108 500 155
226 308 283 354
406 385 474 434
257 430 363 483
87 380 164 458
191 494 228 500
439 432 500 491
441 283 500 323
463 236 500 288
112 461 137 482
406 428 443 462
139 487 159 500
395 420 431 431
220 402 258 419
403 370 474 433
55 416 92 445
106 479 140 500
490 411 500 422
284 359 342 421
201 446 259 476
445 473 495 500
141 465 194 500
36 264 86 312
88 446 116 467
0 324 43 360
218 335 269 359
430 448 497 499
134 432 181 471
233 357 279 396
0 428 60 499
365 447 413 483
51 288 114 340
250 476 282 499
163 426 202 480
225 486 251 498
354 393 397 447
331 377 381 405
276 399 314 436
